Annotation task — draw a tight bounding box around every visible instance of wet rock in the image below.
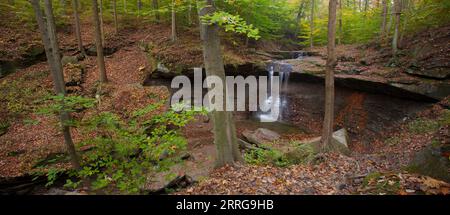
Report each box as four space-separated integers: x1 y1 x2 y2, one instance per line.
242 128 281 146
85 45 117 56
146 174 194 194
22 43 45 60
0 61 16 78
46 188 85 195
405 67 450 79
150 62 181 79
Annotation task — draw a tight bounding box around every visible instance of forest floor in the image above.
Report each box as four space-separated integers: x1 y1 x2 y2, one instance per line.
0 20 449 195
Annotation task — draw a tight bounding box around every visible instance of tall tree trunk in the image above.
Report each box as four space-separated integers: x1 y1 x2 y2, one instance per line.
171 0 177 42
295 0 306 38
31 0 81 170
199 1 242 168
91 0 107 82
71 0 85 56
123 0 126 13
310 0 315 48
113 0 118 34
321 0 337 149
399 0 409 46
152 0 160 22
137 0 141 17
188 0 192 26
392 0 401 56
380 0 388 42
99 0 105 46
338 0 343 45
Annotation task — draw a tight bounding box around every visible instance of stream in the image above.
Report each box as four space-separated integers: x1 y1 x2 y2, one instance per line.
146 54 433 150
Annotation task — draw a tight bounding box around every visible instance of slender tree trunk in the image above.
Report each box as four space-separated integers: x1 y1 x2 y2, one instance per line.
71 0 85 56
91 0 107 82
199 1 242 168
380 0 388 42
295 0 306 38
392 0 401 56
386 1 393 35
188 0 192 26
310 0 315 48
113 0 118 34
321 0 337 149
364 0 368 13
123 0 126 13
137 0 141 17
171 0 177 42
399 0 409 46
31 0 81 170
153 0 160 22
338 0 343 45
99 0 105 46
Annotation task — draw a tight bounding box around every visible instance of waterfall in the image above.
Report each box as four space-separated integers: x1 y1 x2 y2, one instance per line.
257 61 292 122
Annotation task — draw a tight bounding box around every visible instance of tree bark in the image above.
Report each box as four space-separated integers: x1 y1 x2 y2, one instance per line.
71 0 85 56
380 0 388 42
295 0 306 38
171 0 177 42
321 0 337 149
310 0 315 48
338 0 343 45
31 0 81 170
91 0 107 82
392 0 401 56
99 0 105 46
199 1 242 168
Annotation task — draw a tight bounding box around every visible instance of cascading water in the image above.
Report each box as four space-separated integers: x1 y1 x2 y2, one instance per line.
257 61 292 122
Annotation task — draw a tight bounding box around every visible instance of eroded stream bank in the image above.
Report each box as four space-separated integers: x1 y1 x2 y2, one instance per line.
145 54 434 152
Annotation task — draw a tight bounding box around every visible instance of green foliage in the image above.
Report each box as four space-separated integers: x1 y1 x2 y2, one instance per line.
37 94 204 193
217 0 295 40
201 11 261 40
244 148 290 167
0 120 10 135
409 118 441 134
408 110 450 134
37 94 96 115
0 75 52 116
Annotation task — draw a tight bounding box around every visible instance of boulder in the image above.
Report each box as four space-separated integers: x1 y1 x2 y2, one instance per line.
150 62 180 79
242 128 281 146
85 45 117 56
61 55 78 66
408 145 450 182
308 128 350 154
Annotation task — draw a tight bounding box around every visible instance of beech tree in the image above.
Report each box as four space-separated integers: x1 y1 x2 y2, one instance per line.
310 0 315 48
71 0 85 56
380 0 388 42
321 0 337 149
99 0 105 46
392 0 401 55
171 0 177 42
91 0 107 82
30 0 81 169
199 0 242 167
